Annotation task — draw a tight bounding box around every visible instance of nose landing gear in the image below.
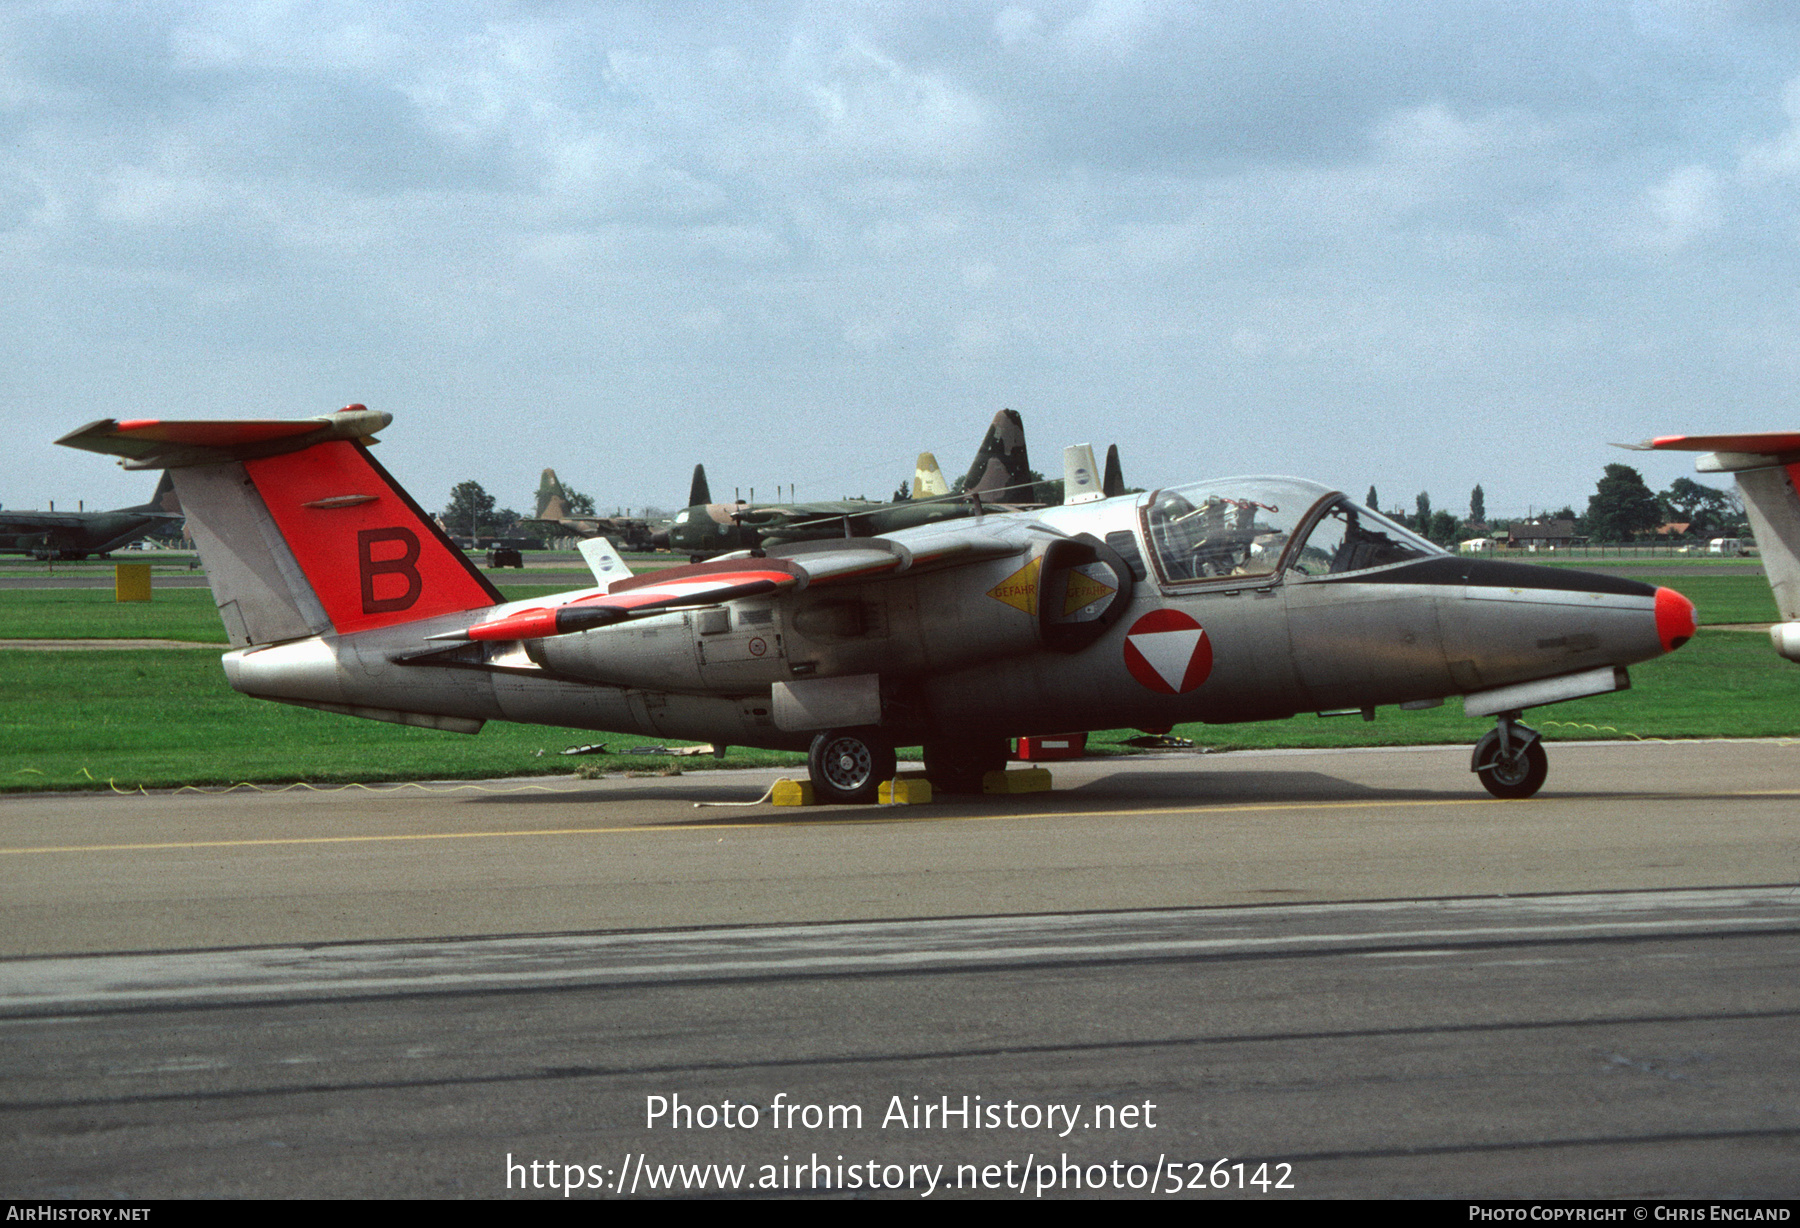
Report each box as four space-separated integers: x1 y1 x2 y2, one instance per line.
1471 712 1548 799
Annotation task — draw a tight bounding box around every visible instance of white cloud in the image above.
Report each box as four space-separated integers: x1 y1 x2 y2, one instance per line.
1056 0 1164 61
1740 74 1800 179
787 35 991 170
993 6 1043 48
7 1 1800 519
1634 163 1723 251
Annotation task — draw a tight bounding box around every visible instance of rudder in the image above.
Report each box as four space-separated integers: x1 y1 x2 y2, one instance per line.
963 409 1032 500
60 407 500 646
536 469 572 521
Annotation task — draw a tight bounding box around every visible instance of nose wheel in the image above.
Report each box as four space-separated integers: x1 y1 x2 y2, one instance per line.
807 727 897 805
1471 714 1548 799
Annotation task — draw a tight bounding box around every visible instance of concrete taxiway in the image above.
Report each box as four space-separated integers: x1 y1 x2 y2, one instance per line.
2 740 1795 956
2 741 1797 1198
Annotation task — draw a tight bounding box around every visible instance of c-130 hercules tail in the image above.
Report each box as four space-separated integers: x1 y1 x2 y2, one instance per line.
61 405 1696 803
655 409 1040 559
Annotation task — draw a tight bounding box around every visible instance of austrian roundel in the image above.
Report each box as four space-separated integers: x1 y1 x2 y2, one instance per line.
1122 609 1214 694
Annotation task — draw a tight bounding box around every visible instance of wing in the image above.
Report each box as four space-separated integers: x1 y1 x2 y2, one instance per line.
0 512 82 530
443 526 1031 643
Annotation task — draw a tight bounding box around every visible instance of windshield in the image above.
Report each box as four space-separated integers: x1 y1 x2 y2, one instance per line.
1287 498 1444 576
1142 478 1329 583
1142 480 1443 583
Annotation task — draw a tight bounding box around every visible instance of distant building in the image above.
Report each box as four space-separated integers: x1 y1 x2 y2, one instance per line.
1507 520 1576 549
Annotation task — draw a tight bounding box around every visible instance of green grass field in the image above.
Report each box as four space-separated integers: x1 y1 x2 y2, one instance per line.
3 630 1793 793
0 584 589 643
0 647 811 793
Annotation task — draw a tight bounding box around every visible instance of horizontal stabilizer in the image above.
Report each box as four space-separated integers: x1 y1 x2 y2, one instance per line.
57 406 392 470
1637 433 1800 474
1640 432 1800 455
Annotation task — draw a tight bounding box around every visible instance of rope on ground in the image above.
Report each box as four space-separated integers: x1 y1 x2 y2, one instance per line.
692 783 780 808
14 765 786 803
164 779 579 796
1535 720 1659 741
1536 721 1800 747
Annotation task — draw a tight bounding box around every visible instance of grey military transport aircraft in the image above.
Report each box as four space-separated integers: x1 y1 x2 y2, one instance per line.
0 471 180 559
655 409 1040 560
1639 432 1800 663
59 406 1697 804
522 469 655 552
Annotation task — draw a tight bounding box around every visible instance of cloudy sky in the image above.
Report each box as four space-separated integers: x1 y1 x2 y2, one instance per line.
5 0 1798 521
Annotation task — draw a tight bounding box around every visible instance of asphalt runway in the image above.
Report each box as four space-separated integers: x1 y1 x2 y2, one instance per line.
2 741 1797 1199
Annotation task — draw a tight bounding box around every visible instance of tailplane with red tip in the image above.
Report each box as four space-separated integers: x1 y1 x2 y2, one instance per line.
58 406 500 647
1642 431 1800 661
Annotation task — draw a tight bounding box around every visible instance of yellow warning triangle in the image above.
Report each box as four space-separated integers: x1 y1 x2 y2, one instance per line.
1062 568 1117 617
987 557 1040 616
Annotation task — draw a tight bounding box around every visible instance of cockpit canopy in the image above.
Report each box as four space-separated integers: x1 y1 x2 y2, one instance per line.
1141 477 1443 584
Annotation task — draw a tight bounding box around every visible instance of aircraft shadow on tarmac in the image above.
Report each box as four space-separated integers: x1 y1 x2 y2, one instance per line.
456 766 1704 825
1067 768 1408 804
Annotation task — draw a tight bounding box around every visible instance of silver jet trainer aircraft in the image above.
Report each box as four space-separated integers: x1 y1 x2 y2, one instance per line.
60 406 1697 804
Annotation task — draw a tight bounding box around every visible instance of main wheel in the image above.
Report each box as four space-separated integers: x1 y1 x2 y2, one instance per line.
807 727 897 805
1473 730 1548 799
922 737 1010 794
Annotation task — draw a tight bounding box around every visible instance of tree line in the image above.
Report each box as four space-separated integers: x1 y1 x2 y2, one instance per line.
439 462 1743 550
1367 466 1742 547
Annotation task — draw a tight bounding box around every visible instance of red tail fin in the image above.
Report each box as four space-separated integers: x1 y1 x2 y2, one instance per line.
243 441 498 634
58 407 500 643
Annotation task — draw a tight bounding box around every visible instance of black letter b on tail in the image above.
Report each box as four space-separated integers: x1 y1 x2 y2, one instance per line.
358 528 422 615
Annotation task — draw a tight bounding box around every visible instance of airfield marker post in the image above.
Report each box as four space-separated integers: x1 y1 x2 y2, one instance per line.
115 562 152 603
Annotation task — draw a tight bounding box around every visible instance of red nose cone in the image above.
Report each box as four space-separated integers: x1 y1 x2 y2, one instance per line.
1655 586 1697 652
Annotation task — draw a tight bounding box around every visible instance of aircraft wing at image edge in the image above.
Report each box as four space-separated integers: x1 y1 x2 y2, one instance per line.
1637 431 1800 662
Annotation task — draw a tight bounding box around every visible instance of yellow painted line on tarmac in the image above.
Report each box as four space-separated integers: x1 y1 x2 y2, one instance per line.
4 790 1797 858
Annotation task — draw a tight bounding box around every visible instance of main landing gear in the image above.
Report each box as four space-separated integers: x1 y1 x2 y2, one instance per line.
921 736 1010 795
1471 712 1548 800
806 730 1015 803
807 727 897 805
